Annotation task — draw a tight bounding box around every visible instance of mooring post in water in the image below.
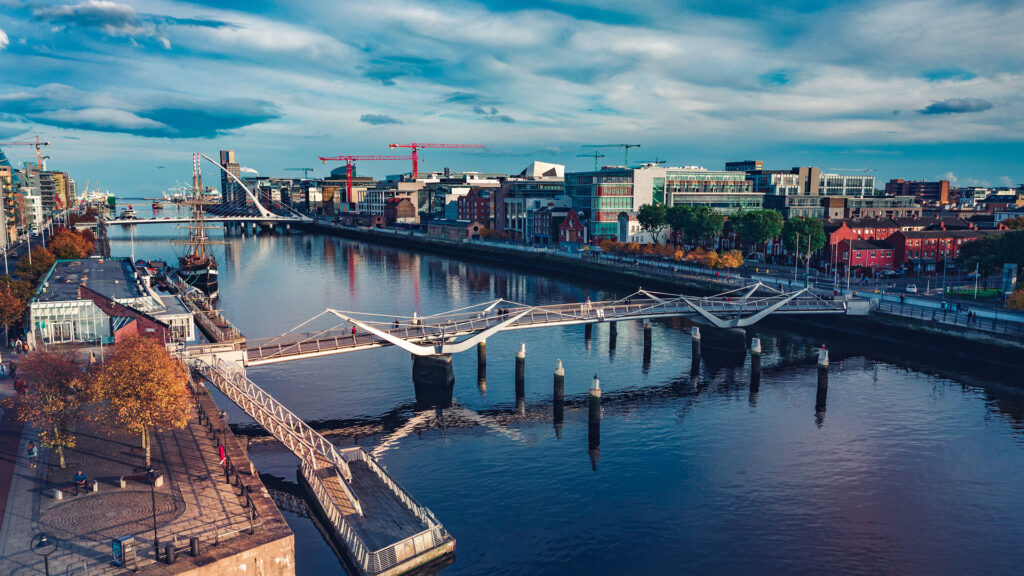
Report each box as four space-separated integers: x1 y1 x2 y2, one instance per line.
585 323 593 341
690 325 701 378
553 360 565 438
589 373 601 470
515 343 526 412
477 340 487 394
609 321 617 351
750 336 762 386
816 346 829 423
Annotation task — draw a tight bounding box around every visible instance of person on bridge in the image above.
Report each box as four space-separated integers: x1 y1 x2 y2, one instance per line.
393 319 400 329
351 326 357 335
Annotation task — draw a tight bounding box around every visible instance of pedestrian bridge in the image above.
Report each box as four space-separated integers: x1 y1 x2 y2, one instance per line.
105 214 309 226
243 283 848 366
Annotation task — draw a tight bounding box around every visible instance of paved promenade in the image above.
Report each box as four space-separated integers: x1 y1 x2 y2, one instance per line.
0 400 254 575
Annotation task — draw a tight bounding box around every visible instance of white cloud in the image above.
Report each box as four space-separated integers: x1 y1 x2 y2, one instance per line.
30 107 170 131
0 28 8 51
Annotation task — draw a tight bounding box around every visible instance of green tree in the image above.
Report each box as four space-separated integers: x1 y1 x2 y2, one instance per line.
15 246 56 285
732 209 784 252
665 205 723 247
1 349 87 468
637 204 667 244
781 218 826 264
90 335 192 466
957 230 1024 281
665 205 693 242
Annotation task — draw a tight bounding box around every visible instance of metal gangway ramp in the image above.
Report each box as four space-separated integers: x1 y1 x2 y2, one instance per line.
191 357 455 575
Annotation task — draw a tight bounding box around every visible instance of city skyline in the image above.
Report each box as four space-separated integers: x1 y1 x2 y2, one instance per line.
1 0 1022 193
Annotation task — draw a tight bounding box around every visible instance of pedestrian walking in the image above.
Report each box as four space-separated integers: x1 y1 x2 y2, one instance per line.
351 326 357 335
26 441 37 469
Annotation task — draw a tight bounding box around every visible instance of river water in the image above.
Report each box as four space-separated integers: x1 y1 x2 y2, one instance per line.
108 208 1024 576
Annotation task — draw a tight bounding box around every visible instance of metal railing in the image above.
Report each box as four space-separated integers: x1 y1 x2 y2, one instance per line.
877 301 1024 337
190 357 362 514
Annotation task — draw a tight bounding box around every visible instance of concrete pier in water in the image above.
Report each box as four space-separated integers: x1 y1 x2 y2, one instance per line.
553 360 565 438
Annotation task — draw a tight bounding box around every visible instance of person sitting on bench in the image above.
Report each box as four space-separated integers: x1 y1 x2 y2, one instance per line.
73 469 88 495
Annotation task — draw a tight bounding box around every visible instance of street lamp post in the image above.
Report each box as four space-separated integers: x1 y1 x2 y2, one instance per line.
147 465 160 561
31 532 58 576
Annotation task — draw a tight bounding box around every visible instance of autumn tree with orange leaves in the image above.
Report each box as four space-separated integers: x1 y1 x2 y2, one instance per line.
1 349 87 468
48 228 94 260
90 335 192 466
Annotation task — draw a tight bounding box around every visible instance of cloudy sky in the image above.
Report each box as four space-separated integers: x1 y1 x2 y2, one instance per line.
1 0 1022 195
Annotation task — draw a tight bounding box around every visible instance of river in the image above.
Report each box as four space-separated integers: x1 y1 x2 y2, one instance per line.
108 206 1024 576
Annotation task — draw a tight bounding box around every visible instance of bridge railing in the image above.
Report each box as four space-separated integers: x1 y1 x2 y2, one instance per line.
299 455 373 571
190 357 362 515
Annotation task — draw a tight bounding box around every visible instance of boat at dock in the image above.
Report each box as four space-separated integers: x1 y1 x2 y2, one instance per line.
119 205 137 219
173 158 223 297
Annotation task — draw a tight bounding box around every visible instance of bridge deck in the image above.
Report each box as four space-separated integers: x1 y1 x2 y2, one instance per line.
245 293 846 366
348 461 429 551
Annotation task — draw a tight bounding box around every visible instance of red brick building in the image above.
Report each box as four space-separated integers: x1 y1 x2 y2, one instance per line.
885 179 950 204
457 188 493 226
836 239 896 271
886 229 994 270
558 209 588 244
78 285 171 344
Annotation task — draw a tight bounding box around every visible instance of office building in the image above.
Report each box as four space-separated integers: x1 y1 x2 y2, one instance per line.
219 150 242 204
885 179 951 204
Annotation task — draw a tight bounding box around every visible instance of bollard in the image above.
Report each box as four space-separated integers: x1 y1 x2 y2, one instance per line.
690 325 701 378
477 340 487 391
515 343 526 405
54 488 63 501
589 374 601 470
92 480 99 493
750 336 762 391
120 476 127 489
816 347 829 417
584 323 593 341
553 360 565 438
608 321 617 351
190 536 201 557
165 543 176 564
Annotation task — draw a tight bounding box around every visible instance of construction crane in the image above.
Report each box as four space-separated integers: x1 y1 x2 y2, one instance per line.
0 136 51 168
317 155 413 204
577 152 606 171
285 168 316 179
583 144 641 167
827 167 877 175
387 143 485 180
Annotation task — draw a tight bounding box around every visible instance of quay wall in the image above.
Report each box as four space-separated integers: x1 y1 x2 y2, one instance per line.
301 221 1024 363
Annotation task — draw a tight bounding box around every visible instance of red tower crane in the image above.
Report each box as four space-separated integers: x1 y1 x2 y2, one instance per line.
0 136 51 168
387 143 484 180
317 155 413 205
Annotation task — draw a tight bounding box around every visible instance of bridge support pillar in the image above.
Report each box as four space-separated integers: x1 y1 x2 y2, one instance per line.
553 360 564 438
477 340 487 395
749 337 762 403
515 344 526 414
412 354 454 409
642 320 652 370
589 374 601 470
608 321 617 353
815 347 829 426
584 323 592 341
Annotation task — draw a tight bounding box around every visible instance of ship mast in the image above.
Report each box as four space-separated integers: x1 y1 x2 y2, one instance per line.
172 153 224 259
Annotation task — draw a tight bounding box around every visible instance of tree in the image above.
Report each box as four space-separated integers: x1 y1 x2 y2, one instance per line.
781 218 826 264
1007 290 1024 311
0 281 26 335
637 204 667 244
48 228 94 259
665 205 724 247
1 350 86 468
957 230 1024 280
90 335 192 466
15 246 56 284
1003 216 1024 230
720 250 745 268
732 209 784 252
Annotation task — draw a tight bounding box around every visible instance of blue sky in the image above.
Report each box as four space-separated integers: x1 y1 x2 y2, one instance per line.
1 0 1022 195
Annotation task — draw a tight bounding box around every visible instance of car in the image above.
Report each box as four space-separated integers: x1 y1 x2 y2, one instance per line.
966 272 981 280
905 284 918 294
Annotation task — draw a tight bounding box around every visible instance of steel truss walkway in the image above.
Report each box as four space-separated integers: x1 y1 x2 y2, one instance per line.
191 357 454 575
245 283 846 366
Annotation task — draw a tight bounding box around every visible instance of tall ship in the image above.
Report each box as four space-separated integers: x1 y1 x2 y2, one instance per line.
172 155 224 296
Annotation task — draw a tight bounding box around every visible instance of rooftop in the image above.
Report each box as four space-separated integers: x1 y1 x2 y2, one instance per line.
37 258 142 302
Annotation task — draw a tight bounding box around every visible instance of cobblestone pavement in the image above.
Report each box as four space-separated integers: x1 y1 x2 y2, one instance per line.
0 404 254 575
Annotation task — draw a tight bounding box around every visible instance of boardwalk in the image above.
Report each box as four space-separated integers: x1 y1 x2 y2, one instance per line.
245 285 848 366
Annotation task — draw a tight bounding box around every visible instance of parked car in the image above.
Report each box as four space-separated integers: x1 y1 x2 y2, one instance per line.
905 284 918 294
966 272 981 280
